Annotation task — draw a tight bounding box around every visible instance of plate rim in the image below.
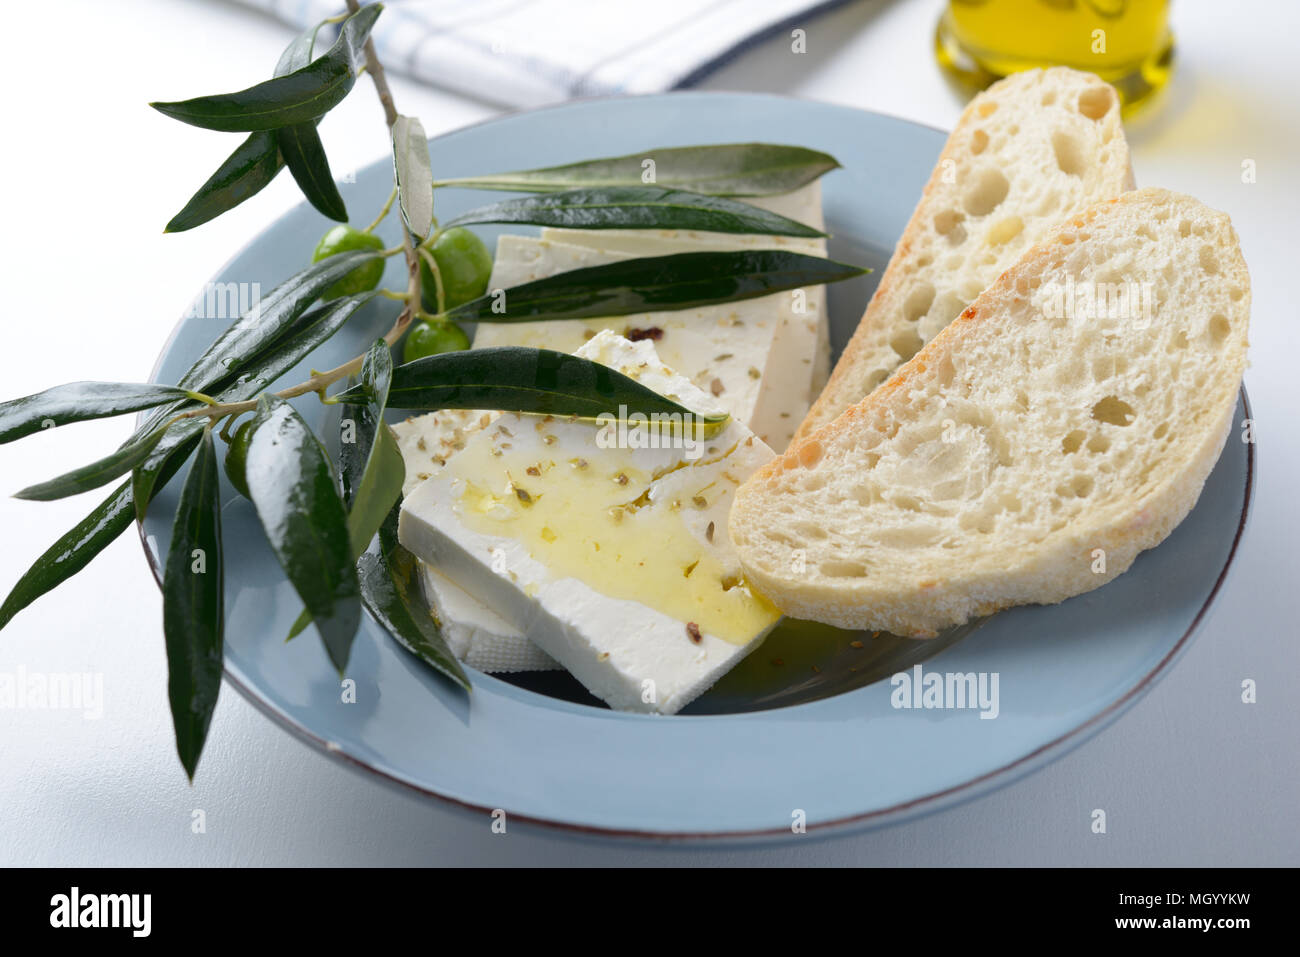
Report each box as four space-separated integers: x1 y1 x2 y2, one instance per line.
137 91 1257 843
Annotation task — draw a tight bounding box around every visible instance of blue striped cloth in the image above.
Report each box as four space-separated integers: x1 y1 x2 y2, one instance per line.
241 0 854 107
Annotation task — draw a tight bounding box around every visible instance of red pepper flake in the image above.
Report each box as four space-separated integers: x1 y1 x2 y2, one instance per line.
686 622 702 644
771 658 785 667
627 326 664 341
849 640 864 649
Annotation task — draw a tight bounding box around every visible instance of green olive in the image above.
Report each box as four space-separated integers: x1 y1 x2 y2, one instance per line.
312 225 386 299
419 227 493 312
403 320 471 363
224 420 254 499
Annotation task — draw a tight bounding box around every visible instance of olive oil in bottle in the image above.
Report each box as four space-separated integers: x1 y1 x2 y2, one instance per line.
935 0 1174 113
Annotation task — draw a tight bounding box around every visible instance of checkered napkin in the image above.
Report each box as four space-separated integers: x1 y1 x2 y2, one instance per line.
240 0 853 107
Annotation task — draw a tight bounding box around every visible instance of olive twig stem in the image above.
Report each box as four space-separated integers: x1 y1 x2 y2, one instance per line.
416 245 446 314
364 187 398 234
346 0 423 347
306 14 344 56
179 242 423 424
177 357 363 421
217 414 242 443
347 0 397 126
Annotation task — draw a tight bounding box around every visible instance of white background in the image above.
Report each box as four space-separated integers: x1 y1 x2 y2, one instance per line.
1 0 1296 865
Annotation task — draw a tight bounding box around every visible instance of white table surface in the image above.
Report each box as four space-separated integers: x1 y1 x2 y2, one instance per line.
2 0 1296 866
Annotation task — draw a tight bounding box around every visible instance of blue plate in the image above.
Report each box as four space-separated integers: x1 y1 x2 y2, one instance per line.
141 93 1253 841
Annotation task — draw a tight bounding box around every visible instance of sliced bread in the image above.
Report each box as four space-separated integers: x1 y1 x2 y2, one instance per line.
729 189 1251 636
794 66 1135 442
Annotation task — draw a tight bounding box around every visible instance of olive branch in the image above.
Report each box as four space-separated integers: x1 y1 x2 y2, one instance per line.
0 0 865 778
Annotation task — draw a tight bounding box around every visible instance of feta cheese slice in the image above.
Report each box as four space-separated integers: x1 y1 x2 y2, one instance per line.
391 408 494 497
532 182 830 450
418 564 558 673
392 409 560 672
535 229 826 453
398 330 782 714
475 236 779 442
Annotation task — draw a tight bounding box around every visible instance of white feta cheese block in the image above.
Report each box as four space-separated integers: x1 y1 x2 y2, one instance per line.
476 235 779 443
391 408 494 497
536 182 830 451
391 409 560 672
418 565 558 673
398 330 782 714
530 232 826 452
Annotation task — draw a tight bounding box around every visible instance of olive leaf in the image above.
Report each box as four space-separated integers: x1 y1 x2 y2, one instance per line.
432 143 839 196
150 3 382 132
274 23 347 222
284 605 315 645
0 482 134 631
244 290 379 389
162 428 224 781
444 249 867 325
335 377 370 510
347 431 404 560
133 428 204 522
133 292 375 519
339 340 404 558
0 432 199 632
169 251 381 398
392 115 434 241
15 423 169 502
0 382 189 444
245 395 360 673
358 508 468 690
337 346 729 437
165 132 284 233
279 127 346 222
289 340 404 643
442 186 825 237
163 16 345 234
346 415 403 551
